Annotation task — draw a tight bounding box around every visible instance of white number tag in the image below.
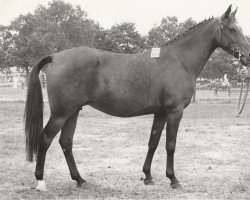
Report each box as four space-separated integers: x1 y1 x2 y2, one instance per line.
151 48 161 58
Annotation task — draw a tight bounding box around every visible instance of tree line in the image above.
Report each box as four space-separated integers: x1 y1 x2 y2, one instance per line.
0 0 249 81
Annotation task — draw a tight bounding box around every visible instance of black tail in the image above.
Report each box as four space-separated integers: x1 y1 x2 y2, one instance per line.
24 56 52 162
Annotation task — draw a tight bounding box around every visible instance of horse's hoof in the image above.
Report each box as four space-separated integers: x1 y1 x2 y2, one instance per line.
143 178 155 185
77 178 86 187
36 180 47 191
170 182 182 189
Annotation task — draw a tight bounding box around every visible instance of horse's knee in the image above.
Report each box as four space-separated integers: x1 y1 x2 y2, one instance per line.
166 141 176 152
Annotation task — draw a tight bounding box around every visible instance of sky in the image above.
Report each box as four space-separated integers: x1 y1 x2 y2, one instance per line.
0 0 250 36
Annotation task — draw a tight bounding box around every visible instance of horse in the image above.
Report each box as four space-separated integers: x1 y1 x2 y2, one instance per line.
209 80 231 96
24 5 250 191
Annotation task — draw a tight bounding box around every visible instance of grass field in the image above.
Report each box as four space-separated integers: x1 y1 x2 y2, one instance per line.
0 86 249 199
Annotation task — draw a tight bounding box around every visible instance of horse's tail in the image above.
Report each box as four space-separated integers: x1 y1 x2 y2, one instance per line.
24 56 52 162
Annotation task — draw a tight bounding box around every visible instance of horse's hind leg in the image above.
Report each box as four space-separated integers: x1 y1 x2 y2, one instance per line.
59 110 86 187
35 115 67 190
165 109 183 189
143 113 166 185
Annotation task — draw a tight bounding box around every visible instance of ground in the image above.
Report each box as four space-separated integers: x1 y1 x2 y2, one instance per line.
0 85 249 199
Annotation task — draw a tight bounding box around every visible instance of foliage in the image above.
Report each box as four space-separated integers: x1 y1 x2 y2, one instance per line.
0 25 12 72
5 1 101 74
147 17 196 47
104 22 146 53
201 49 239 81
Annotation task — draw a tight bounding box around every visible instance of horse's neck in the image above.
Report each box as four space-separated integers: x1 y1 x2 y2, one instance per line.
172 19 218 78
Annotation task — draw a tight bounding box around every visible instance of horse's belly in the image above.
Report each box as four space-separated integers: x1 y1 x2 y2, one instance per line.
88 96 159 117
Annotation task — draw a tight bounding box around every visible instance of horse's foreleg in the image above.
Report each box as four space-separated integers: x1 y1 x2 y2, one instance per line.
166 109 183 189
35 116 66 191
59 110 86 187
143 113 166 185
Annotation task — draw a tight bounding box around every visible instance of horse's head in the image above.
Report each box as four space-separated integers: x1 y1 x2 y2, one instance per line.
214 5 250 66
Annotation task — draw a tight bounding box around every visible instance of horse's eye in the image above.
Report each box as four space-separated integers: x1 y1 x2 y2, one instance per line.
229 27 236 32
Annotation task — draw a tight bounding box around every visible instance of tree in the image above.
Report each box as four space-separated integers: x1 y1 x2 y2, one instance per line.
147 16 180 47
0 49 6 71
147 17 196 47
8 13 43 75
5 0 103 77
0 26 7 71
105 22 146 53
0 25 15 72
200 49 238 81
34 1 96 49
179 18 197 32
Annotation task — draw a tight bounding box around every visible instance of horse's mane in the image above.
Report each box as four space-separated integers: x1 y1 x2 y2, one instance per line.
163 17 214 46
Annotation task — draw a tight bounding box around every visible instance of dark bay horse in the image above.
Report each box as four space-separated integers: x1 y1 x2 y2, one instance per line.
25 5 250 190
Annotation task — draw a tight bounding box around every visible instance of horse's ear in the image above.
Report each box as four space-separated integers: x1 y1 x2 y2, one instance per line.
220 5 232 20
230 7 238 18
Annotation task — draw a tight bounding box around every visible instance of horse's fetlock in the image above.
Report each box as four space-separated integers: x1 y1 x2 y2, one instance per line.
142 168 150 174
71 173 81 181
166 171 175 180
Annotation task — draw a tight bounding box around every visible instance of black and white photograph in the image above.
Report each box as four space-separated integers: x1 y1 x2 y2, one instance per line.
0 0 249 199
